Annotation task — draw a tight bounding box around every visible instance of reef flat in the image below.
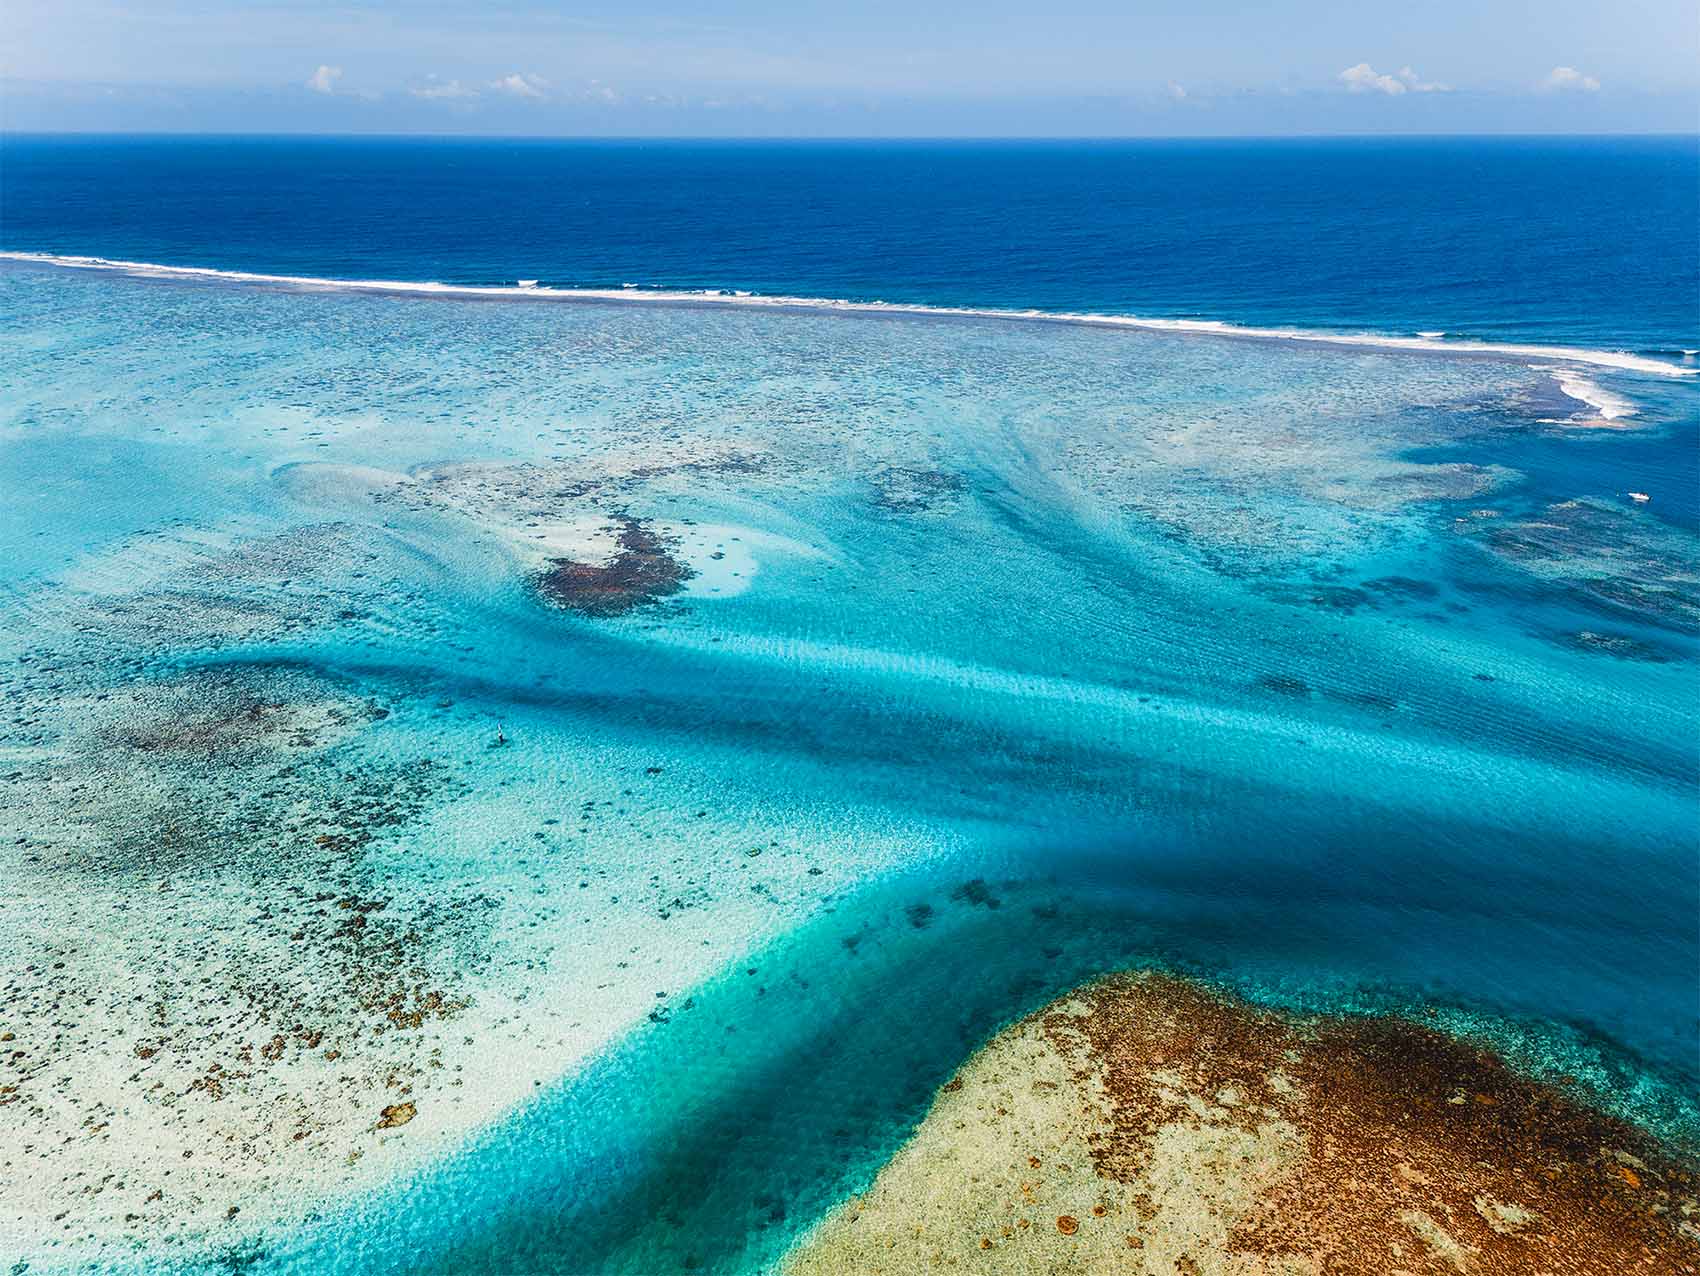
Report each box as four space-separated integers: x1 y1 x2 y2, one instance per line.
789 972 1700 1276
0 257 1695 1274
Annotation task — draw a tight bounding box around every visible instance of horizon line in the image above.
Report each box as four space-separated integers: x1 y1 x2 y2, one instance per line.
5 128 1699 143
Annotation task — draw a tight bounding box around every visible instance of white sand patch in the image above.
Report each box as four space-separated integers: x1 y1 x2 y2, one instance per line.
0 664 935 1270
506 514 628 568
671 523 826 599
785 988 1301 1276
272 461 415 508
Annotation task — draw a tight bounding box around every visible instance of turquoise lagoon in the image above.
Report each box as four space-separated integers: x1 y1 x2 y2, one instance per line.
0 258 1696 1274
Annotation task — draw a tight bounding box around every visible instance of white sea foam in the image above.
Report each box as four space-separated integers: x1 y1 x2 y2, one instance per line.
3 249 1695 378
1552 369 1639 421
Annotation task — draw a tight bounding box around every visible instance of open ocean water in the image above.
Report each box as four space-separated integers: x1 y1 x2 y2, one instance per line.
0 136 1696 1274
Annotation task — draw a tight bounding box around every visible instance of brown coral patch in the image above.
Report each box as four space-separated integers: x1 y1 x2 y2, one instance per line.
1045 974 1699 1275
537 517 694 616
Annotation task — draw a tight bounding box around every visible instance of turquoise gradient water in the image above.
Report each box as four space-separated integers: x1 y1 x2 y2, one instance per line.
0 257 1695 1274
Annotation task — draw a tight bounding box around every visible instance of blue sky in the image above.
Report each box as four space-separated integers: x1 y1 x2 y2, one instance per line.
4 0 1697 135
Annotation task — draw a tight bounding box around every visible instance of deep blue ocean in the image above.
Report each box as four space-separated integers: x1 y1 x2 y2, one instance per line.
0 135 1696 1274
3 134 1697 355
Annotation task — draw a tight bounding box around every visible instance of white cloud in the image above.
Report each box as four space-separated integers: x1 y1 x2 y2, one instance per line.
1339 62 1449 96
1395 66 1449 93
305 65 342 95
1340 63 1405 95
490 72 548 100
1545 65 1601 92
411 78 478 100
1166 81 1187 101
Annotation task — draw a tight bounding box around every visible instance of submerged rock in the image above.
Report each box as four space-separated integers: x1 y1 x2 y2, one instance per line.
787 972 1698 1275
375 1102 416 1130
1557 629 1677 663
1463 499 1700 634
870 466 967 515
1255 673 1311 698
537 516 695 616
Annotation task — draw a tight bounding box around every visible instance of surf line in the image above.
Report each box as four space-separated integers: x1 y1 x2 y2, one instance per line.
4 250 1695 379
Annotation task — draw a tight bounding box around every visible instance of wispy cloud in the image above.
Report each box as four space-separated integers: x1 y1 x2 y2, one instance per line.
1338 63 1449 96
1544 65 1601 92
490 72 548 100
411 77 478 101
305 64 341 95
1166 81 1187 101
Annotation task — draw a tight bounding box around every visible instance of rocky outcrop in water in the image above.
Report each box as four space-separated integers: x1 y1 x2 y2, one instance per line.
789 972 1699 1275
537 517 694 616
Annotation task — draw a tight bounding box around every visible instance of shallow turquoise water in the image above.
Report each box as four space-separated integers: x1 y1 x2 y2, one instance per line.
0 259 1695 1274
